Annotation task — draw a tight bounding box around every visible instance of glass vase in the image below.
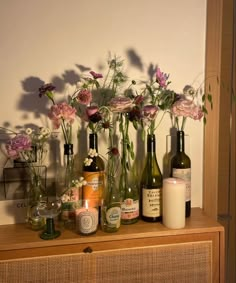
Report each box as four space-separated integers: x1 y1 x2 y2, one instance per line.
26 175 46 230
59 144 81 229
101 176 121 233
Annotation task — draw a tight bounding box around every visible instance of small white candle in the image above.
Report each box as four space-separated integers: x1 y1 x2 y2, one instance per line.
75 200 98 235
162 178 186 229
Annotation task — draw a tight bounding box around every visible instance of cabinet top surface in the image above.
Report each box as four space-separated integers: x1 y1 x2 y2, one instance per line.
0 208 224 252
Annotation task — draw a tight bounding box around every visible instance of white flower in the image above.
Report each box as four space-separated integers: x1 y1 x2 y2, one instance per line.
72 177 87 188
61 194 70 203
88 148 98 157
84 157 93 166
40 127 51 137
25 128 33 135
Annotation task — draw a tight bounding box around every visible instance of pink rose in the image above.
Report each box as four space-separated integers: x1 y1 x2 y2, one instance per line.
6 134 32 159
90 71 103 79
172 99 203 120
156 67 169 88
109 96 133 113
142 105 158 120
76 89 92 105
48 102 77 129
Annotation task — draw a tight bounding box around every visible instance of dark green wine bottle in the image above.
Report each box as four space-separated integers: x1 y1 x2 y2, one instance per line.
141 134 162 222
82 133 105 208
171 130 191 217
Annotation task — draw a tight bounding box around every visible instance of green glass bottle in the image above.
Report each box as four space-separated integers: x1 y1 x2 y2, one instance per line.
140 134 162 222
82 133 105 208
171 130 191 217
120 172 139 225
101 176 121 232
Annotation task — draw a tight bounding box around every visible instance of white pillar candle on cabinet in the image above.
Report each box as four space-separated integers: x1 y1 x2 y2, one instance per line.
162 178 186 229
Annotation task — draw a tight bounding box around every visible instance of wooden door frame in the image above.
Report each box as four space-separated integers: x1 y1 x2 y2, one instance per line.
203 0 235 219
204 0 235 281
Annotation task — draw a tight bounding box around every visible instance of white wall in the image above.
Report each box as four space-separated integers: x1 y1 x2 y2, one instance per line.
0 0 206 207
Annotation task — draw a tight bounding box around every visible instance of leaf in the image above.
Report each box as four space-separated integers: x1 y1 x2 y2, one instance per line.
202 94 206 102
202 106 208 114
208 84 211 92
203 116 207 124
207 94 212 104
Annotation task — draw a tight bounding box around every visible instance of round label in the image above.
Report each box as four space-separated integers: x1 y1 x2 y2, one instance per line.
106 206 121 227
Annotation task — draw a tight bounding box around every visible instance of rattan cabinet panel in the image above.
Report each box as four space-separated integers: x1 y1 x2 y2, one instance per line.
0 208 224 283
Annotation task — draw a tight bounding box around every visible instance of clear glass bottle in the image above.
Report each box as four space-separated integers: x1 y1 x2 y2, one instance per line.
82 133 105 208
101 176 121 232
140 134 162 222
60 144 79 227
27 175 45 230
171 130 191 217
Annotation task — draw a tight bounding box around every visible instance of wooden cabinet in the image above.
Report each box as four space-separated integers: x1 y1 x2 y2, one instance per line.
0 208 224 282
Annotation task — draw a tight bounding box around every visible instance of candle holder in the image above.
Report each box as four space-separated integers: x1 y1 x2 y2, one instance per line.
75 200 98 235
37 196 62 240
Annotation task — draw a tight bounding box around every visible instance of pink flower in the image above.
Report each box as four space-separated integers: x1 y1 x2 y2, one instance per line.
6 134 32 159
142 105 159 120
48 102 77 129
86 105 102 123
156 67 169 88
76 89 92 105
86 105 99 117
172 99 203 120
90 71 103 79
109 96 133 113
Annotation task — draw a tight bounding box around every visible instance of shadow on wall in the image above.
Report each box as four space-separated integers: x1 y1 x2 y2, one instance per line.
2 48 175 186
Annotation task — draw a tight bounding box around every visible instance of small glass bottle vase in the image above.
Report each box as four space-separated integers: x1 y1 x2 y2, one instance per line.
60 144 80 228
101 176 121 233
26 175 46 230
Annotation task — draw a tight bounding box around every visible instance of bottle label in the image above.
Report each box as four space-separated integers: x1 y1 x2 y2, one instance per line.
83 171 104 207
172 168 191 201
106 206 121 228
121 199 139 220
142 188 161 217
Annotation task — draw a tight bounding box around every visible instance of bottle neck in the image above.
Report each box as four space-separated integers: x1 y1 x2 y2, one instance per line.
147 134 156 153
89 133 98 152
64 143 74 155
176 131 185 152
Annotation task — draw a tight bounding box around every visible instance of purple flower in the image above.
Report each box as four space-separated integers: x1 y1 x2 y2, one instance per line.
134 95 144 105
142 105 159 120
128 106 142 122
156 67 169 88
6 134 32 159
86 106 102 123
38 83 56 98
90 71 103 79
76 89 92 105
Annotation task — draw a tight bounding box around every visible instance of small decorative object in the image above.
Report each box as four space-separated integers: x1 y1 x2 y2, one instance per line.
162 178 186 229
75 200 98 235
38 196 62 240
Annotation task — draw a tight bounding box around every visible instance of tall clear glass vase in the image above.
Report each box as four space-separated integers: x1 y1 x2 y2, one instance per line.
26 174 46 230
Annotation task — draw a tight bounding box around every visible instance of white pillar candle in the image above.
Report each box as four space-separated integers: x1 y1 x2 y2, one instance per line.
75 200 98 235
162 178 186 229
